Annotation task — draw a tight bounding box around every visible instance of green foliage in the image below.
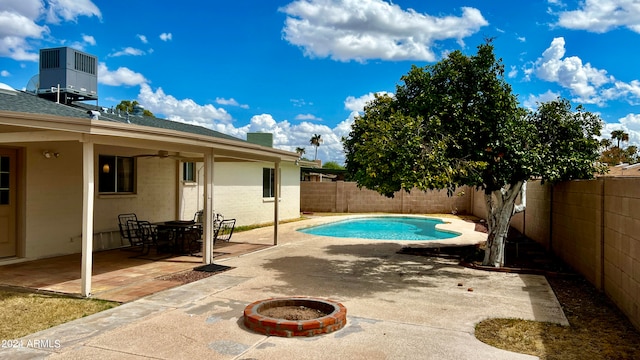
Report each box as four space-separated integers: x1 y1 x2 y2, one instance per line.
310 134 322 160
322 161 345 170
343 41 604 198
115 100 155 117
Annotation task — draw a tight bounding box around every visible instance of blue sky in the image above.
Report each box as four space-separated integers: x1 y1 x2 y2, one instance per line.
2 0 640 164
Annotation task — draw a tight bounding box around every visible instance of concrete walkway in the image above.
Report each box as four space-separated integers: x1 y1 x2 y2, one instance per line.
3 215 568 359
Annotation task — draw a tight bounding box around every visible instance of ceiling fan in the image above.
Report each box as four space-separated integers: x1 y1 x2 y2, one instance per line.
133 150 200 161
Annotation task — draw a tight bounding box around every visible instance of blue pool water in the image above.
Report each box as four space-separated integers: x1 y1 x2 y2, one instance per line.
299 216 460 241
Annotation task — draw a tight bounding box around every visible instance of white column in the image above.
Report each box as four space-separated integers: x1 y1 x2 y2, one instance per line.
273 160 280 245
203 150 214 264
81 141 94 297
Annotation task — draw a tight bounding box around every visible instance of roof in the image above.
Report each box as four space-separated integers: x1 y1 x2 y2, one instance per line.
0 88 241 142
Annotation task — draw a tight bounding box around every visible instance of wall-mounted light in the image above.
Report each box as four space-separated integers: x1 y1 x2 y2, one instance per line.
102 163 110 173
42 151 60 159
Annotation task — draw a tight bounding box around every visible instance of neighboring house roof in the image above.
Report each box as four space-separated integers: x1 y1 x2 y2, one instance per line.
0 88 240 142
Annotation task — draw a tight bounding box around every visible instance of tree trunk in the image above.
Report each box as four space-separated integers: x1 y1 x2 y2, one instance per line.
482 181 526 267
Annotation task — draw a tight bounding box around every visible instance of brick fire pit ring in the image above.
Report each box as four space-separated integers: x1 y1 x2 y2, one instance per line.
243 297 347 337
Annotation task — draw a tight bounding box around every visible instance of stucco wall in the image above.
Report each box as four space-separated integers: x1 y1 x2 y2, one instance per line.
24 142 84 258
301 182 470 214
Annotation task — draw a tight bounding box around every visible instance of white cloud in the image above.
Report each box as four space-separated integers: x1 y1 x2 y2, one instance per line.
529 37 640 105
344 91 391 111
82 34 96 45
508 65 518 79
215 97 249 109
556 0 640 33
45 0 101 24
517 36 526 42
280 0 488 62
137 34 148 44
1 70 10 77
98 62 147 86
137 83 232 126
295 114 322 121
522 90 561 110
109 47 145 57
159 33 173 41
290 98 312 107
601 113 640 149
0 0 100 61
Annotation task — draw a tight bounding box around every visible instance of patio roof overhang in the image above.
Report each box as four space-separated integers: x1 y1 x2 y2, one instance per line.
0 110 299 163
0 109 295 297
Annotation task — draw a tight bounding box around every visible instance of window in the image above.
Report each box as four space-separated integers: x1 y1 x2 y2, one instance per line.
262 168 281 198
183 162 195 182
0 156 9 204
98 155 135 193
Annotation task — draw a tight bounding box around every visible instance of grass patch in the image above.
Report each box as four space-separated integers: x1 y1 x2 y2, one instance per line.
0 288 118 340
475 274 640 359
233 216 308 233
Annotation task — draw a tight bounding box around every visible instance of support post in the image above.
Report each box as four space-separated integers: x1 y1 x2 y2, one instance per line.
81 141 94 297
274 160 280 245
203 150 214 264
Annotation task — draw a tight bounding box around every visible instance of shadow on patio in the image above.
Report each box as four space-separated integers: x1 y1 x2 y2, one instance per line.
0 242 270 303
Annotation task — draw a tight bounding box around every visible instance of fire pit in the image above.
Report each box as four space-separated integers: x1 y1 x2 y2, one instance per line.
243 297 347 337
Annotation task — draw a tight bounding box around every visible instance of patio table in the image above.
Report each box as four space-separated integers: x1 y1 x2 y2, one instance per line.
155 220 201 255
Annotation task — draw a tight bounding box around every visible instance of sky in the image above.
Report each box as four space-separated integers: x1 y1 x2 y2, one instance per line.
1 0 640 165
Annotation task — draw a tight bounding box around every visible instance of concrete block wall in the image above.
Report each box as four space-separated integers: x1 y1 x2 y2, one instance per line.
470 178 640 330
602 178 640 329
301 181 470 214
551 180 603 287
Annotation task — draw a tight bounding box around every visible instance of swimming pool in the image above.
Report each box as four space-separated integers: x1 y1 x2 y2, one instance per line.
299 216 460 241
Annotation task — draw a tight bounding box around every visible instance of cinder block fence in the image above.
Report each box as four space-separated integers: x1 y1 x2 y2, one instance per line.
301 179 640 330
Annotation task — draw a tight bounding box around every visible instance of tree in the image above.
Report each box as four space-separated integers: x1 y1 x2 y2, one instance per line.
343 41 604 267
116 100 155 117
310 134 323 160
610 130 629 149
295 147 306 158
322 161 345 170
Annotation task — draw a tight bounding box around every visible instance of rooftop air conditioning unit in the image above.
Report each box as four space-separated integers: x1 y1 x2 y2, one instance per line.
38 47 98 104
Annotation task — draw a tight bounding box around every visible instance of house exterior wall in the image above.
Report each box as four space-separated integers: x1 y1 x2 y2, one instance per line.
212 161 300 226
24 141 84 258
14 142 299 259
300 181 470 214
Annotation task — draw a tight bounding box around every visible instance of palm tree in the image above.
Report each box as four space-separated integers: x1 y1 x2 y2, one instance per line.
295 147 306 158
611 130 629 148
310 134 323 160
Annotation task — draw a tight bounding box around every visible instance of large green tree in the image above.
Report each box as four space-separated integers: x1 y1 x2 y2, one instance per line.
343 41 604 267
116 100 155 117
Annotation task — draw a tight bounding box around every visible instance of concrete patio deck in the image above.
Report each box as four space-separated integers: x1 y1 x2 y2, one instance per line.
2 215 568 359
0 242 271 302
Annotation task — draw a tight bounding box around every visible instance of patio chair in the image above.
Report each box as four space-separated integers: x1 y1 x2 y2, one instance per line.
214 219 236 245
118 213 144 248
193 210 203 223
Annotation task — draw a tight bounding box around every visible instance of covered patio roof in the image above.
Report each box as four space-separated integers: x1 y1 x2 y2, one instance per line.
0 87 299 297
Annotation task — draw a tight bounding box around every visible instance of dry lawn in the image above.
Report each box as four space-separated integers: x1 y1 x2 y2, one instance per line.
475 270 640 359
0 288 118 340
